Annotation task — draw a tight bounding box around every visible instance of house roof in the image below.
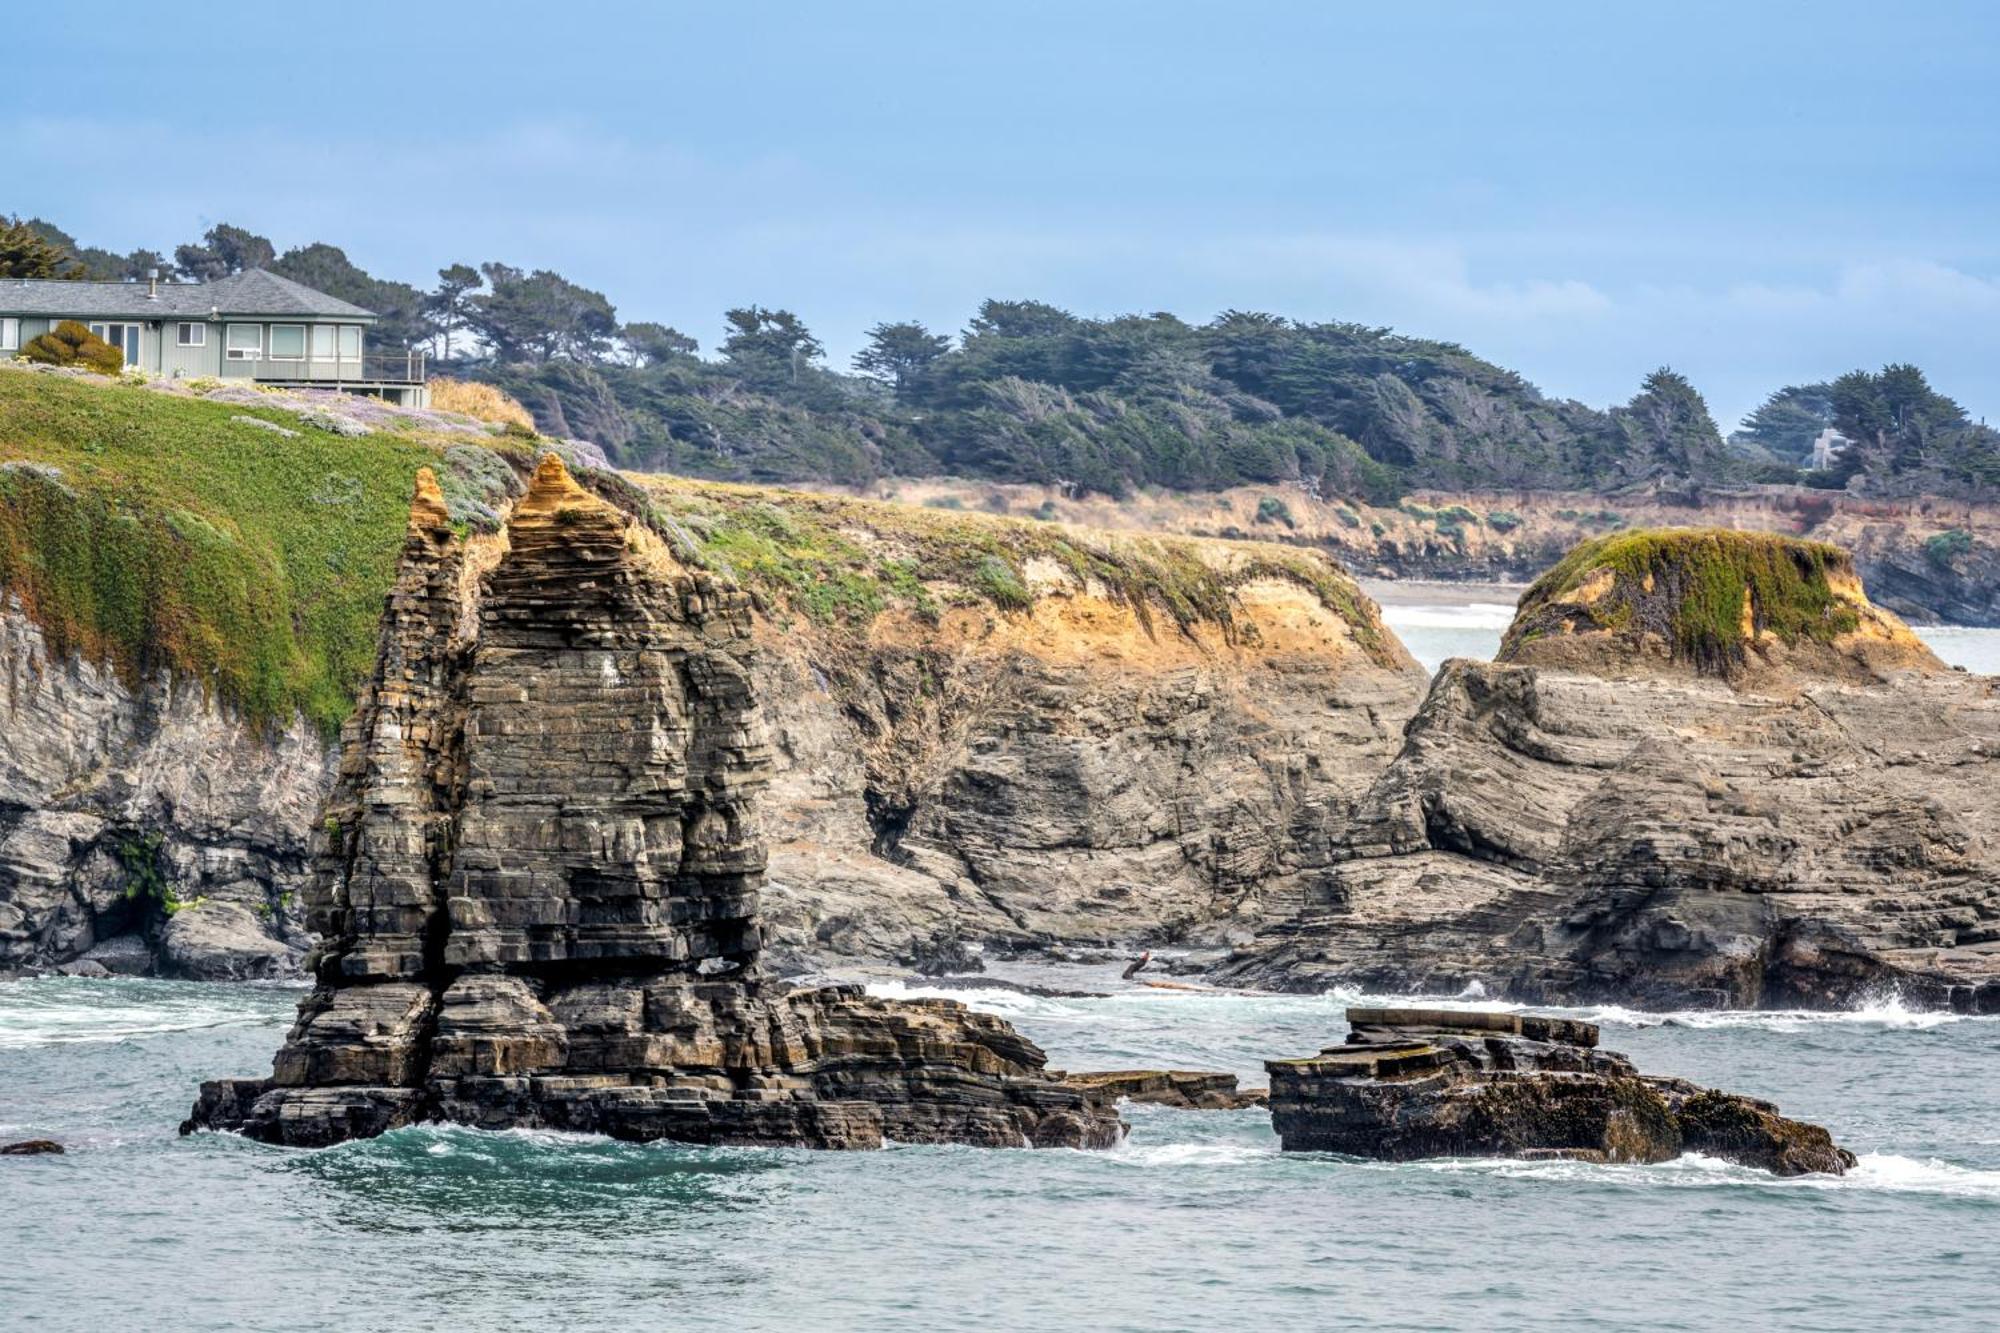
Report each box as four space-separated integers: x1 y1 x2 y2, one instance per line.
0 269 376 321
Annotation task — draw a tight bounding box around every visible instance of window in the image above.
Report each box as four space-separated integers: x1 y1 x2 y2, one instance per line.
0 318 16 351
226 324 263 360
338 325 362 359
176 322 206 347
268 324 306 359
310 325 335 359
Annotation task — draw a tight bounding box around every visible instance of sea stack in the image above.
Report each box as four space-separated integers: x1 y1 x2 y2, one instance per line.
1229 527 2000 1009
184 457 1122 1150
1266 1007 1854 1176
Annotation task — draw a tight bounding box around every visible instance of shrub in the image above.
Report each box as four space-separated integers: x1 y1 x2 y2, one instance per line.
21 320 124 376
924 496 965 511
1333 506 1362 529
429 377 538 431
973 554 1033 609
1033 499 1059 521
1926 529 1975 567
1255 495 1294 528
1486 509 1523 532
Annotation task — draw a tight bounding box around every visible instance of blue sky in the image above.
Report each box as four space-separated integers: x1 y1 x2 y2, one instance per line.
9 2 1998 429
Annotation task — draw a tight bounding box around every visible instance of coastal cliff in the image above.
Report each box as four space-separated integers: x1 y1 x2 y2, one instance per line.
1228 529 2000 1008
0 369 1426 975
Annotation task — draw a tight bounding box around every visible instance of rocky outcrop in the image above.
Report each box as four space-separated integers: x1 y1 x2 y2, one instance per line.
0 600 324 979
1230 529 2000 1008
185 459 1123 1150
1268 1007 1853 1175
1059 1069 1267 1110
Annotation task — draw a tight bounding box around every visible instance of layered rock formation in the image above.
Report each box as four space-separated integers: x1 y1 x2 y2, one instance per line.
630 478 1430 966
1231 530 2000 1008
1267 1007 1853 1176
0 601 323 979
185 458 1122 1150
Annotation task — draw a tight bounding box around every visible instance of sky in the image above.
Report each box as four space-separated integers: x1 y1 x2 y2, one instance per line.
8 1 1999 430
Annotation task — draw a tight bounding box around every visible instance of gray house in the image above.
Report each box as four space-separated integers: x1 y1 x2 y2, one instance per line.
0 268 428 406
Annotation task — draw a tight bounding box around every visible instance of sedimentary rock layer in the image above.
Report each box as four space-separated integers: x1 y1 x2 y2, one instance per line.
1267 1007 1853 1176
186 458 1122 1150
1231 530 2000 1008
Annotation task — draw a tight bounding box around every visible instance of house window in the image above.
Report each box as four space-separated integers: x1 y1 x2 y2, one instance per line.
226 324 263 360
268 324 306 359
0 318 16 351
338 325 362 359
176 322 206 347
310 325 335 359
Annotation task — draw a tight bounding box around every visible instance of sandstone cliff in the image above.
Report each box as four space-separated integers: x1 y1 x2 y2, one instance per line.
1228 529 2000 1009
186 459 1123 1149
623 479 1426 966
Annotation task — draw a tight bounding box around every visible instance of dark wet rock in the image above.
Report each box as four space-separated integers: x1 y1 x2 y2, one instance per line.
184 460 1123 1153
1061 1070 1267 1110
1 1139 63 1155
79 934 153 977
1266 1007 1853 1177
904 927 984 977
55 959 111 978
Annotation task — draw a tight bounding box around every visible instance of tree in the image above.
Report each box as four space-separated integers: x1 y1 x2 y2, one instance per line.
464 263 619 363
21 320 125 375
1736 383 1834 464
427 263 483 361
853 320 951 394
621 320 699 366
270 243 431 348
720 306 822 383
964 298 1077 341
0 216 70 278
174 222 275 280
1606 368 1731 481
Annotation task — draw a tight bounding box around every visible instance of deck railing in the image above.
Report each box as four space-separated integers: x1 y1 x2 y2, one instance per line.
246 350 427 385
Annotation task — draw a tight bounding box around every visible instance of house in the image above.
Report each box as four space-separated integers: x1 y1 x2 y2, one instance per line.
0 268 427 407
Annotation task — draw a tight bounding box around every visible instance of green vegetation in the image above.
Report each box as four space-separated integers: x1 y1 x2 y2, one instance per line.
0 370 477 732
1255 495 1294 528
1509 528 1862 673
1486 509 1523 532
1926 528 1975 566
21 321 124 376
634 474 1395 664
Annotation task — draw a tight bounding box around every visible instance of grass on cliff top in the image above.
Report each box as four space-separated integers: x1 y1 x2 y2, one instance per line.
1507 527 1861 671
628 473 1396 664
0 369 479 733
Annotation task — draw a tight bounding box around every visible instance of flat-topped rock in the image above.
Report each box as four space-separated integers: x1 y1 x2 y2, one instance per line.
184 458 1122 1152
1059 1069 1267 1110
1500 527 1942 685
1266 1008 1852 1177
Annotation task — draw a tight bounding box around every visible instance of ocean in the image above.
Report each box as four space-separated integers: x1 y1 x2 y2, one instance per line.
5 601 2000 1331
3 976 1999 1330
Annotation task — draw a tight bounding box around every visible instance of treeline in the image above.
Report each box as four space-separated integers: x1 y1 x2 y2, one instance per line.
7 214 1996 502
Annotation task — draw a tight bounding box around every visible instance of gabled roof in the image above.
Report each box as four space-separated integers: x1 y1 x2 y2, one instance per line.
0 268 375 320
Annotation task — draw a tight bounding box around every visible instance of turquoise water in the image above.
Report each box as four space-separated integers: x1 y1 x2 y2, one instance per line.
1368 581 2000 676
4 976 1999 1330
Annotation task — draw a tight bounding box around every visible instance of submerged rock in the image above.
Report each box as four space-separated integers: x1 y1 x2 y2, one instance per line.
1229 528 2000 1008
0 1139 63 1155
1266 1007 1853 1176
183 459 1121 1151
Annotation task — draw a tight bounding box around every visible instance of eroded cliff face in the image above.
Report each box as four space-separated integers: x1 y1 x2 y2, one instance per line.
1229 530 2000 1009
748 558 1427 965
0 602 325 978
0 464 1426 977
186 458 1122 1149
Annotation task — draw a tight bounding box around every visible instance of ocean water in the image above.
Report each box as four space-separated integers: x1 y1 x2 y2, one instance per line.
1366 580 2000 676
4 975 1999 1331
